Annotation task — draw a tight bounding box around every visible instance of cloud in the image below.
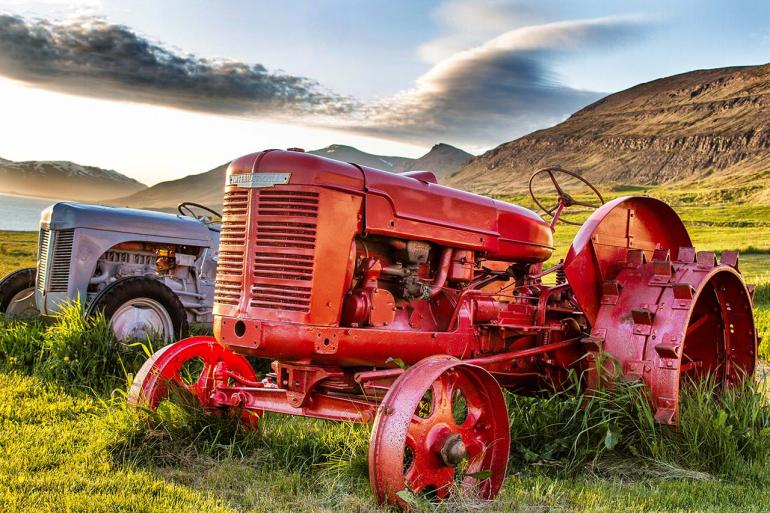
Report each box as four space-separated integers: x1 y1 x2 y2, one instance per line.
418 0 538 63
347 16 648 147
0 11 649 150
0 14 356 117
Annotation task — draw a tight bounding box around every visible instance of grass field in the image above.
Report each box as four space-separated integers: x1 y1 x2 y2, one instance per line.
2 191 770 513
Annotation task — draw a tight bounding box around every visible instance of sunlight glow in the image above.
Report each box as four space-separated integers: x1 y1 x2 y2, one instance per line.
0 79 426 186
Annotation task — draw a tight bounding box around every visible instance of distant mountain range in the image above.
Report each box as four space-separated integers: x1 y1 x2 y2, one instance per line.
309 143 473 179
110 143 473 210
0 158 146 201
449 63 770 199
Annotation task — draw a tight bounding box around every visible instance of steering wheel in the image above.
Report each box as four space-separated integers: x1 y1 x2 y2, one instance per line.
528 167 604 226
177 202 222 224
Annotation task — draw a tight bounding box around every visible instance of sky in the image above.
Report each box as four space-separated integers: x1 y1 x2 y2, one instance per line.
0 0 768 186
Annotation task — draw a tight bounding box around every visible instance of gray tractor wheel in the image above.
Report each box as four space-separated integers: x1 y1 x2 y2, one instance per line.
0 268 37 317
86 276 189 343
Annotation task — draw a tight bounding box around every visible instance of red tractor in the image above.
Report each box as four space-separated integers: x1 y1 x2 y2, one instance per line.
130 149 756 508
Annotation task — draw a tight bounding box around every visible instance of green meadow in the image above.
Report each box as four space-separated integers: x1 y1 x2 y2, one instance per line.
2 187 770 512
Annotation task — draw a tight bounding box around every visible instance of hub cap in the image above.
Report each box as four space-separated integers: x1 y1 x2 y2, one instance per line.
5 287 36 316
111 297 174 341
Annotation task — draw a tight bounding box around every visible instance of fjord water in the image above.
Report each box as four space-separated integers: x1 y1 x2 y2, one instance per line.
0 193 56 231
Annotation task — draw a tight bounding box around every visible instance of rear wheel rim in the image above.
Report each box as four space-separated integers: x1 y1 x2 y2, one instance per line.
5 287 36 316
110 297 175 342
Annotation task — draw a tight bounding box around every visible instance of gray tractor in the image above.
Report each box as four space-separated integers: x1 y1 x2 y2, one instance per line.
0 201 221 341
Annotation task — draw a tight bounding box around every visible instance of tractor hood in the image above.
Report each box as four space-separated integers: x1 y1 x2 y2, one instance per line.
40 202 212 243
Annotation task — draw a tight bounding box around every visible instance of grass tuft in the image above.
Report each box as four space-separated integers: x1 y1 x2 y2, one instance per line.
507 371 770 482
0 300 158 393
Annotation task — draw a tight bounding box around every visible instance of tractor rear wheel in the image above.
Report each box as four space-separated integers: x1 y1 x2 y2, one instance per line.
369 355 510 508
86 276 188 342
0 267 36 317
587 248 756 424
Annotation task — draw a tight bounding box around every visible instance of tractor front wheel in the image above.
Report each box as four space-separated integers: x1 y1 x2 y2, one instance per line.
86 276 188 342
128 336 260 426
369 355 510 508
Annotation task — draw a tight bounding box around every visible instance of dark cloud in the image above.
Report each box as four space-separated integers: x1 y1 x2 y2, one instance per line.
0 14 355 116
0 13 647 148
348 16 648 147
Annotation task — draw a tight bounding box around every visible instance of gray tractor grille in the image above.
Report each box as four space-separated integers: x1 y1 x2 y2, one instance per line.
36 228 51 291
37 228 74 292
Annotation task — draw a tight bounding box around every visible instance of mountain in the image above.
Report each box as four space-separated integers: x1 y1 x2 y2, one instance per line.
0 159 146 201
448 64 770 197
309 145 414 171
393 143 473 179
110 143 473 210
109 163 229 211
311 143 472 178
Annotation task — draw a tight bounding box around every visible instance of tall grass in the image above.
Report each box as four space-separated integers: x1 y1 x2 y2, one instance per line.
508 372 770 482
0 301 155 392
108 385 371 478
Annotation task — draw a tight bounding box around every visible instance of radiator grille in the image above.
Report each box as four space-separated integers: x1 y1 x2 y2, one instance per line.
36 228 51 291
37 229 74 293
50 229 74 292
214 189 250 305
250 190 318 312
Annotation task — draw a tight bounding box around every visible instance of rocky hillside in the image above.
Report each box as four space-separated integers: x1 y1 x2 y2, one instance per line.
111 143 473 210
0 159 146 201
449 64 770 197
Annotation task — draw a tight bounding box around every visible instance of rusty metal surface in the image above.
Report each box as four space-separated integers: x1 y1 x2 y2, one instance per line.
563 196 692 325
585 249 756 424
368 356 510 507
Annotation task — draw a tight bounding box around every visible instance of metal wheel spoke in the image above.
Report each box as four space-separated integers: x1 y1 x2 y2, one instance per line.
404 465 427 494
686 314 710 336
195 362 216 396
456 410 481 438
409 413 434 440
405 430 424 453
463 431 488 460
431 373 459 422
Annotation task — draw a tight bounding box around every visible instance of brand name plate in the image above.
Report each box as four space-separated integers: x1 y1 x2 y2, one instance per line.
229 172 291 188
